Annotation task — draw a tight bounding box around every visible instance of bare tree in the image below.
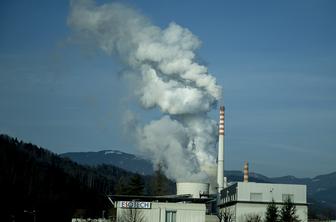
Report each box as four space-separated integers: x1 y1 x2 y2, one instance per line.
244 213 262 222
117 209 145 222
218 208 233 222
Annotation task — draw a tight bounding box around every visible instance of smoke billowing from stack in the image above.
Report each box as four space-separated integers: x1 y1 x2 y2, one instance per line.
68 0 222 183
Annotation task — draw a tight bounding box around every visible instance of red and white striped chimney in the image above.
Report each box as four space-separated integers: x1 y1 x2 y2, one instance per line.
217 106 225 193
243 161 249 183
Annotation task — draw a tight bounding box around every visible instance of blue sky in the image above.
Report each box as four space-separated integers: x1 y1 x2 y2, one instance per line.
1 0 335 178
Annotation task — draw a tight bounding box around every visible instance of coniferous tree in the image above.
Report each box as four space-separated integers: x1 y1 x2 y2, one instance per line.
265 199 278 222
128 174 145 195
280 197 301 222
115 176 129 195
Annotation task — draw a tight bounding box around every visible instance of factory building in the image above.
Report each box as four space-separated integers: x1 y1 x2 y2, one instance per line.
218 182 308 222
215 108 308 222
108 193 218 222
103 106 308 222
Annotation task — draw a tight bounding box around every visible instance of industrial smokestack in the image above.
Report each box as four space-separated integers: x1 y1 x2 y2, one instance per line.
243 161 249 182
217 106 225 193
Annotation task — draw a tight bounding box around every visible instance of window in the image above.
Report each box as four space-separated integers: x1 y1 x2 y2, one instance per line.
250 193 263 201
282 194 294 202
165 211 176 222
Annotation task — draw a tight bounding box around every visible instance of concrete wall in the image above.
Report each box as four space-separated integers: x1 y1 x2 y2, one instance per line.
205 215 219 222
117 201 206 222
236 182 307 203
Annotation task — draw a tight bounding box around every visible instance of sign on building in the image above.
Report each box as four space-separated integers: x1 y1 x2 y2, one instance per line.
119 201 151 209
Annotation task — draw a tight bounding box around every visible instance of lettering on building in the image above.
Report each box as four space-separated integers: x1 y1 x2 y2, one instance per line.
119 201 152 209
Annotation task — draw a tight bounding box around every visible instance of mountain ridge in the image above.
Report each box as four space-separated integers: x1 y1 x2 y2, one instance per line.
61 149 153 175
61 149 335 181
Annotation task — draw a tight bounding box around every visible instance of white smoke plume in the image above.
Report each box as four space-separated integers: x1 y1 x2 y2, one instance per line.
68 0 222 182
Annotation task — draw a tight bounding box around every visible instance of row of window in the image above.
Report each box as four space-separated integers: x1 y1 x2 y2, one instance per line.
250 193 294 202
222 193 295 203
223 193 237 203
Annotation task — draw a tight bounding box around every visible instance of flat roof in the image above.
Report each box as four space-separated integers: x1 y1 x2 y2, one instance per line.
108 194 215 204
218 200 308 208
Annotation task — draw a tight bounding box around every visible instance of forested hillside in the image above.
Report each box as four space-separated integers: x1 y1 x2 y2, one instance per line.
0 135 173 222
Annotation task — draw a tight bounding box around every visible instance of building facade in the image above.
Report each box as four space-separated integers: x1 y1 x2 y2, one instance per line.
117 201 206 222
109 195 216 222
218 182 308 222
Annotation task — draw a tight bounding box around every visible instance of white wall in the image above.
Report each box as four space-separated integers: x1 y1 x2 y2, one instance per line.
220 182 308 222
236 182 307 203
117 201 206 222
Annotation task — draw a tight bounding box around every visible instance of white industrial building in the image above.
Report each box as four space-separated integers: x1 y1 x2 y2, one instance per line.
218 182 308 222
117 200 205 222
108 193 217 222
102 106 309 222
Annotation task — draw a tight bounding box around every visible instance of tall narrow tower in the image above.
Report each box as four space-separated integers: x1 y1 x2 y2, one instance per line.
217 106 225 193
243 161 249 183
